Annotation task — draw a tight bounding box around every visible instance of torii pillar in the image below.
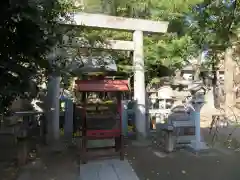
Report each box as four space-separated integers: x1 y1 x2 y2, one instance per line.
46 47 61 146
58 12 169 139
46 75 61 144
133 30 147 137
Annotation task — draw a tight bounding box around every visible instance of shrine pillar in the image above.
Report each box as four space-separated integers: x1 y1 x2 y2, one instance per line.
64 99 74 140
133 30 147 138
46 75 61 144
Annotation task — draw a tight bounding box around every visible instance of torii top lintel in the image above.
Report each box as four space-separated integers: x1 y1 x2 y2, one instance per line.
59 12 169 33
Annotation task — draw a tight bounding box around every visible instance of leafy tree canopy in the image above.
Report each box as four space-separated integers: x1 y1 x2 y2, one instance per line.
80 0 202 82
0 0 72 113
187 0 240 64
2 0 239 113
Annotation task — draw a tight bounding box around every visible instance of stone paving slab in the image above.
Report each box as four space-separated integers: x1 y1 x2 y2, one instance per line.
80 159 139 180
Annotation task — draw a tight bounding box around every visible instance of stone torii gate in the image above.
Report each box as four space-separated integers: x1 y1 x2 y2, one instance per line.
47 12 168 143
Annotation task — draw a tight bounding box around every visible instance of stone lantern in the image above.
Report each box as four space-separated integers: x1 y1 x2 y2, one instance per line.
158 85 174 110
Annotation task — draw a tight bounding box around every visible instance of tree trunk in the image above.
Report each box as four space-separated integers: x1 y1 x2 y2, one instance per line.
224 47 235 117
194 52 203 81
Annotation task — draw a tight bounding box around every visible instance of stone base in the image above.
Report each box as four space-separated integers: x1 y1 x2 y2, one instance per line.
187 141 209 153
126 132 152 147
131 139 152 147
131 134 152 147
88 139 114 148
48 140 67 153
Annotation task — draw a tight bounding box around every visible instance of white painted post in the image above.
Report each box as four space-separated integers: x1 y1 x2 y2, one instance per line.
46 75 61 144
189 101 208 151
133 30 147 138
193 104 201 150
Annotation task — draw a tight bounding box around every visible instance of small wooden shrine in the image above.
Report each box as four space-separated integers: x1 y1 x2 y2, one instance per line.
74 75 129 164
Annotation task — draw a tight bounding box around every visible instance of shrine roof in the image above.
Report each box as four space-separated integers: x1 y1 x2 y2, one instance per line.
75 79 129 92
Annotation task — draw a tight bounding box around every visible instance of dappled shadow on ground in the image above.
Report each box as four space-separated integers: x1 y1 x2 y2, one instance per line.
16 146 79 180
2 124 240 180
0 137 79 180
0 135 19 180
126 140 240 180
0 161 18 180
125 127 240 180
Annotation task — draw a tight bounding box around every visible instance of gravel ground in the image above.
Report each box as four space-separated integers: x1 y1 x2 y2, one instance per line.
0 135 19 180
16 146 79 180
3 135 240 180
125 141 240 180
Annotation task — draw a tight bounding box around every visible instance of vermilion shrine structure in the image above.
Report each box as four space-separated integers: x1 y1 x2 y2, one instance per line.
46 12 169 144
75 79 129 163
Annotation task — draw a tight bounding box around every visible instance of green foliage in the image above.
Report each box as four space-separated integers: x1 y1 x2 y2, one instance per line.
0 0 71 113
113 0 200 80
187 0 240 63
78 0 202 82
79 0 240 83
4 0 239 115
